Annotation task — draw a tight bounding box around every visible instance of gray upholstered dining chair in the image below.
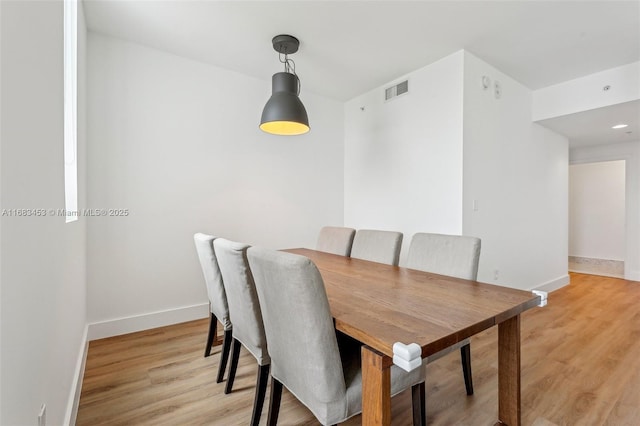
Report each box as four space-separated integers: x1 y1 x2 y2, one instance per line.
316 226 356 256
213 238 270 426
247 247 426 426
350 229 403 266
193 233 232 384
406 232 481 396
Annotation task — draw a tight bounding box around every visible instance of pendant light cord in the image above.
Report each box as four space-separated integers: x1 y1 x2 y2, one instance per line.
279 52 301 95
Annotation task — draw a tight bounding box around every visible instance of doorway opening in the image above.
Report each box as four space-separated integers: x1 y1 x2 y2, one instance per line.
569 160 626 278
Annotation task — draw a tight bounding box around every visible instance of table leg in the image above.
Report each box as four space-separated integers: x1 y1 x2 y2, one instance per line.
362 346 392 426
498 314 521 426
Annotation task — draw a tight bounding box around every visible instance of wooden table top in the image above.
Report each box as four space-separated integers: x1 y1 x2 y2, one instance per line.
285 248 541 359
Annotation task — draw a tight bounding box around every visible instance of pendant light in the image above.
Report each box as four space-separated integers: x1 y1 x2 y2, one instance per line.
260 35 310 135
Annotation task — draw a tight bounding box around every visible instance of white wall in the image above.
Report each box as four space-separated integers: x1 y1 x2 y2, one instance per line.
570 141 640 281
0 1 87 424
532 61 640 121
87 34 344 334
344 51 465 261
462 52 569 291
569 161 626 260
344 50 569 291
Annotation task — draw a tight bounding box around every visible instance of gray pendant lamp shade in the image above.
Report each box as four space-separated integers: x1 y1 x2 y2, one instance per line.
260 35 310 136
260 73 309 135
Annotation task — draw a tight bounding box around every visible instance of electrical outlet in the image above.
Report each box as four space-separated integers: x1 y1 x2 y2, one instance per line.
38 404 46 426
493 269 499 281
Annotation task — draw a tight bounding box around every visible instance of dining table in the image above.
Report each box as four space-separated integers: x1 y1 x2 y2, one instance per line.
284 248 542 426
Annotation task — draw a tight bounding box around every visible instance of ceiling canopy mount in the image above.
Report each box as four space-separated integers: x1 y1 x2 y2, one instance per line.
272 34 299 55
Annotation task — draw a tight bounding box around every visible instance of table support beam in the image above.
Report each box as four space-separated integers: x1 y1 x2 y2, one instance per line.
498 315 521 426
362 346 392 426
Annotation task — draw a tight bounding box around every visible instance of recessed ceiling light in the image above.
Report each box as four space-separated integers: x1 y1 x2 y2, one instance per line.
612 124 628 129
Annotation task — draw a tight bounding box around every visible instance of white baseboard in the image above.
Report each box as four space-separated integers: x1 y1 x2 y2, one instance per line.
626 270 640 282
63 305 208 423
87 303 209 341
64 325 89 426
568 268 639 281
531 274 570 293
568 268 624 279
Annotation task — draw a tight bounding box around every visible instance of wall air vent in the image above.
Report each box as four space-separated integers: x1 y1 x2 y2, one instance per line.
385 80 409 101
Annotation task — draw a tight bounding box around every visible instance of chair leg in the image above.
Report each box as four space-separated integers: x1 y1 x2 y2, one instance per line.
460 343 474 395
266 377 283 426
225 338 242 394
216 329 233 383
412 382 426 426
204 313 218 357
250 364 270 426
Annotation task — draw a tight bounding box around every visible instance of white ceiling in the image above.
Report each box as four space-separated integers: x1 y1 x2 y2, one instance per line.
83 0 640 147
538 100 639 148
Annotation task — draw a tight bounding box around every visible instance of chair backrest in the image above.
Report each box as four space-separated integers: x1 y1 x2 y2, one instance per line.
213 238 269 365
247 247 347 415
316 226 356 256
193 233 231 331
350 229 403 266
406 233 481 280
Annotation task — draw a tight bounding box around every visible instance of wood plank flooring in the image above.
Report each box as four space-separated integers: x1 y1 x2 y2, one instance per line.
77 273 640 425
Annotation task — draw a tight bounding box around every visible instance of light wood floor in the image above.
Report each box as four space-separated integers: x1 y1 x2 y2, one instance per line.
77 273 640 425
